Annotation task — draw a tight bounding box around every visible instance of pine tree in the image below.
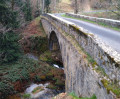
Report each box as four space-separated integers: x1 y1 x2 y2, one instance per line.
0 30 21 64
0 0 19 28
22 0 33 21
0 0 21 64
45 0 51 13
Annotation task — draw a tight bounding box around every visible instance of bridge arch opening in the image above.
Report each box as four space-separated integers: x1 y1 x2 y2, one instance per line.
49 31 63 67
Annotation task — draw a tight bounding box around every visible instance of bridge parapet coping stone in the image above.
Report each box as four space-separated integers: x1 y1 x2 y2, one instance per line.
41 13 120 82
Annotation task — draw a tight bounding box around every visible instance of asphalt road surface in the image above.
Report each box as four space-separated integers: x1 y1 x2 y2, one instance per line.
54 13 120 54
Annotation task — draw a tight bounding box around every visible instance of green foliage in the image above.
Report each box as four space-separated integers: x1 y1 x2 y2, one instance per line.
1 56 39 82
0 56 41 98
70 92 97 99
0 1 19 28
30 35 48 54
0 31 21 64
0 55 65 98
22 0 32 21
0 82 14 98
39 51 53 62
23 93 31 99
101 79 120 98
95 66 107 76
0 0 21 64
45 0 51 13
16 0 24 7
32 86 44 94
34 75 41 82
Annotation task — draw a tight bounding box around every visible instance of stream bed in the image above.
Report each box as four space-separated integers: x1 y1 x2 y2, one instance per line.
22 83 63 99
6 83 64 99
5 53 65 99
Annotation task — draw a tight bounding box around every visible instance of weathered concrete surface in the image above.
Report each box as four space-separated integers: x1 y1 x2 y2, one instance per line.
41 14 120 99
66 13 120 28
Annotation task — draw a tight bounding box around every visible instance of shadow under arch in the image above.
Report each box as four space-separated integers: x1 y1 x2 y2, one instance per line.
49 31 60 51
49 31 63 67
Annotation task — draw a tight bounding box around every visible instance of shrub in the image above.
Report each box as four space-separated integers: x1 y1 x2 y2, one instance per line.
23 93 31 99
0 30 21 64
0 82 14 98
21 0 32 21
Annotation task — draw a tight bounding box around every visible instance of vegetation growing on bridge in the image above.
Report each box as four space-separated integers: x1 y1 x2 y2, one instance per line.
69 92 97 99
53 92 97 99
101 79 120 98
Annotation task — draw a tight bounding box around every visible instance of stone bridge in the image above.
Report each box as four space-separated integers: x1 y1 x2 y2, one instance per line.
41 14 120 99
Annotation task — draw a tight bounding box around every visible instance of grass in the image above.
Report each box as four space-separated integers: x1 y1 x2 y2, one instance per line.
32 86 44 94
23 93 31 99
61 0 71 4
82 11 120 20
61 14 120 32
69 92 97 99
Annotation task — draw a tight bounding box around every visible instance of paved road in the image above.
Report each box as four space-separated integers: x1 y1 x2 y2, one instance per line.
54 13 120 54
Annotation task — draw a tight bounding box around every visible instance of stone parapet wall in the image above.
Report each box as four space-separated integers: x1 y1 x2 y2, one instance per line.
66 13 120 28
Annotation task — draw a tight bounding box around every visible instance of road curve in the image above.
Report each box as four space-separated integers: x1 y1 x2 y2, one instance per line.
54 13 120 54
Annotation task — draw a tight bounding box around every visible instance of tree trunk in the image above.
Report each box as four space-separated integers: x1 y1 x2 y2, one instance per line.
11 0 15 11
42 0 45 14
74 0 78 14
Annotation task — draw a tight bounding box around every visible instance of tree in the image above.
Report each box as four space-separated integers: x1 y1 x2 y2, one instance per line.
11 0 15 11
42 0 51 13
0 29 21 64
74 0 78 14
111 0 120 18
22 0 32 21
42 0 45 13
45 0 51 13
0 0 21 64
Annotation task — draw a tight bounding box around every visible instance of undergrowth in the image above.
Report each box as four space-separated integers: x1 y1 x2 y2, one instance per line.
0 55 65 98
70 92 97 99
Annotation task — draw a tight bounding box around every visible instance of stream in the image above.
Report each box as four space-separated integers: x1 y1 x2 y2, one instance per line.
24 83 63 99
5 53 64 99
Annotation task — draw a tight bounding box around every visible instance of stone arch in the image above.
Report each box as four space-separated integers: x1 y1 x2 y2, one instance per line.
49 31 63 66
49 31 60 51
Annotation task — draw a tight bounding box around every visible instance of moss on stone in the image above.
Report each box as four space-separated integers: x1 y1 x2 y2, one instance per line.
95 66 107 77
71 24 80 31
101 79 120 98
